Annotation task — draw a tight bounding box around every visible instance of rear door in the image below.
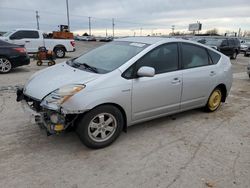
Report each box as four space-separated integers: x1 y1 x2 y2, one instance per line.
219 39 231 56
180 42 217 111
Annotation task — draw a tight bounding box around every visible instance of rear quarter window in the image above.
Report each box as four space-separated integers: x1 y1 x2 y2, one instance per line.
208 49 221 64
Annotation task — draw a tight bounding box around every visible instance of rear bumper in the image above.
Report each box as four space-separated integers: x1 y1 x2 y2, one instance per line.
67 48 75 52
10 54 30 68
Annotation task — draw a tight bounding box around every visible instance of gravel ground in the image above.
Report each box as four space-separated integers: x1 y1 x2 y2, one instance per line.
0 41 249 188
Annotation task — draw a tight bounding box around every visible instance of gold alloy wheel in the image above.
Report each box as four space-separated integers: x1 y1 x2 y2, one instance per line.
208 89 222 111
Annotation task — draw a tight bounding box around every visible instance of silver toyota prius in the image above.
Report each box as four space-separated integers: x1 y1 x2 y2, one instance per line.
17 37 233 149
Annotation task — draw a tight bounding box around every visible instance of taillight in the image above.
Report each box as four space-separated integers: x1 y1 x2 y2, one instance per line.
13 47 27 53
70 41 75 47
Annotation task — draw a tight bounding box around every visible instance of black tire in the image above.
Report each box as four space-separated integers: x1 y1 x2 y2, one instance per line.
231 51 237 59
37 60 42 66
54 47 65 58
76 105 124 149
244 52 249 57
0 57 12 73
48 61 53 66
204 88 222 112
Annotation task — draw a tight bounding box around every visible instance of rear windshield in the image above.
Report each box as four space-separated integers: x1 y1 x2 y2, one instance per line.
205 39 222 46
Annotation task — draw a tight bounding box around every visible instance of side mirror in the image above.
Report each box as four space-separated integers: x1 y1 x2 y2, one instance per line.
137 66 155 77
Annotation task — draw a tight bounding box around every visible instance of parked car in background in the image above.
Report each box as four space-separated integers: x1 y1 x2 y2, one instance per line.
0 29 75 58
204 37 240 59
99 36 113 42
241 42 250 56
76 36 96 41
0 40 30 73
17 37 232 149
247 63 250 78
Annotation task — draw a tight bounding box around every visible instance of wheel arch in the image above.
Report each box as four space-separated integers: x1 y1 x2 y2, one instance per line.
0 55 10 60
75 103 128 133
215 83 227 102
53 45 66 52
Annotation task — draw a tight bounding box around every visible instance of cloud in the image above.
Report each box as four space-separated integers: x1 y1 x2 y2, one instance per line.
0 0 249 35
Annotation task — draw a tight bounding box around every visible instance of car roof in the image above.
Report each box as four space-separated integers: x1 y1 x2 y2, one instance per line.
115 37 186 45
14 28 40 31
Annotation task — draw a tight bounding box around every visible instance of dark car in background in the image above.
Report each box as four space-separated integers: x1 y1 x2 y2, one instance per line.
242 42 250 57
0 40 30 73
204 37 240 59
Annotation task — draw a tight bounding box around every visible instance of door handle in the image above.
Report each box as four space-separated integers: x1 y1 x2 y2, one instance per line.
171 77 181 84
25 41 30 43
210 71 216 76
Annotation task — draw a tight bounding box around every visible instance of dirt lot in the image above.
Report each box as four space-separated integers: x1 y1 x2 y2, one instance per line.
0 41 250 188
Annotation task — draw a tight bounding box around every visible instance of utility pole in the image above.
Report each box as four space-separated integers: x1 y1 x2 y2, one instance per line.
88 17 91 36
140 28 142 36
238 28 241 37
106 28 108 37
35 11 40 30
112 18 115 38
171 25 175 35
66 0 70 31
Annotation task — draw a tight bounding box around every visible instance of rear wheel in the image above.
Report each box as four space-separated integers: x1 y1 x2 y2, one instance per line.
36 60 42 66
231 51 237 59
76 105 124 149
0 57 12 73
48 61 54 66
205 88 222 112
54 47 65 58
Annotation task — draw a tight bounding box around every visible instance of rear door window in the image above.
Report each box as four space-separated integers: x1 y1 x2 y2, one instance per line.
221 40 228 46
207 49 221 64
181 43 210 69
228 39 235 46
21 31 39 39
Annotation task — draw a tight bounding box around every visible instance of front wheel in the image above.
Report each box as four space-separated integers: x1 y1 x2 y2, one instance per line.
76 105 124 149
205 88 222 112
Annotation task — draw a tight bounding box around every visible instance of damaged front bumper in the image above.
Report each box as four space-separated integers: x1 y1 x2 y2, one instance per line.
16 88 77 135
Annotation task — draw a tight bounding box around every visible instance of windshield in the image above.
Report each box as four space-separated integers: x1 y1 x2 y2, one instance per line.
72 41 148 73
2 31 14 37
205 39 222 46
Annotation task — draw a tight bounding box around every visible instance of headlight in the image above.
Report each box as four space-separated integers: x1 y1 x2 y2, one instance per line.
41 84 85 110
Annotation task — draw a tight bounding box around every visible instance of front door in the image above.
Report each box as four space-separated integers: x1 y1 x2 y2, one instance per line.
131 43 182 121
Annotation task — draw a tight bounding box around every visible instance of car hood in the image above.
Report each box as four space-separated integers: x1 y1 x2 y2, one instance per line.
24 62 100 100
0 37 8 41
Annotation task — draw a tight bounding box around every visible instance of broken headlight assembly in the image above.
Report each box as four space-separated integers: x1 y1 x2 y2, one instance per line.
40 84 85 111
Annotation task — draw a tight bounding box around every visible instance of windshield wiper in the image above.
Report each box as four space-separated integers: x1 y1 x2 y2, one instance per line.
81 63 99 73
71 61 98 73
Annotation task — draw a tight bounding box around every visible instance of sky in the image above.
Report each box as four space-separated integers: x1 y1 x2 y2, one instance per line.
0 0 250 36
